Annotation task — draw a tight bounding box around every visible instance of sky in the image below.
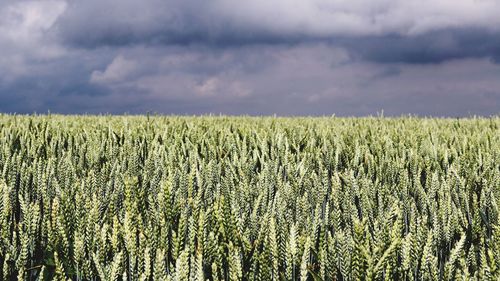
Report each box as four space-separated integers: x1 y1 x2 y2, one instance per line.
0 0 499 116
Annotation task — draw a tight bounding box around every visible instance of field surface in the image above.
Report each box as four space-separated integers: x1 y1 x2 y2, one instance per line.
0 115 499 280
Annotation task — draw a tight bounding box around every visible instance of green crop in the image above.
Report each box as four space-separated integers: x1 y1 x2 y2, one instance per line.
0 115 498 280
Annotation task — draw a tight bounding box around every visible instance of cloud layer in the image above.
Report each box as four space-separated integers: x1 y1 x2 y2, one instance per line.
57 0 500 41
0 0 499 116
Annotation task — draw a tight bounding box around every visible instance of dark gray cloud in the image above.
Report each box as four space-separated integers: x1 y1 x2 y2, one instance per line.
342 28 500 64
0 0 499 116
52 0 500 64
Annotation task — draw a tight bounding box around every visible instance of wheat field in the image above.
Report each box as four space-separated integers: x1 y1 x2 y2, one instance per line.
0 115 499 280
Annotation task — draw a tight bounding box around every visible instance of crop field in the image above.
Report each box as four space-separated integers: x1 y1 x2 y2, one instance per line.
0 115 499 280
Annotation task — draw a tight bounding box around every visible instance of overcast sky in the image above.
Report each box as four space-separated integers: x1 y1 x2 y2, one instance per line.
0 0 499 116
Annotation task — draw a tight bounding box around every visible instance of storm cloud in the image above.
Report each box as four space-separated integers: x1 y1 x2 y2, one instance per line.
0 0 499 116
